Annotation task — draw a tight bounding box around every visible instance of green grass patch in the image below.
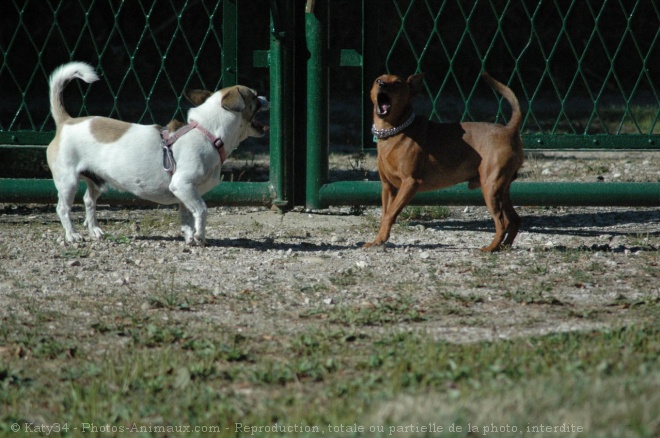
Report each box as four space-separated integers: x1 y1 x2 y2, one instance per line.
104 233 132 244
399 205 451 222
1 322 658 437
300 298 426 326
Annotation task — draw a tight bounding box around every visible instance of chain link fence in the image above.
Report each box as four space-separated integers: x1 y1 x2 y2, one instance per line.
355 0 660 149
0 0 270 138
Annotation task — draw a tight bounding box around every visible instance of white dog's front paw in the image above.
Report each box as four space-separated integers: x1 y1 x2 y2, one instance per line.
89 227 105 240
181 227 195 244
182 231 206 246
185 234 206 246
193 231 206 247
66 232 84 243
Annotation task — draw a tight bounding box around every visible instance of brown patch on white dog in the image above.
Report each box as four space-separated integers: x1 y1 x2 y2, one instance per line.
90 118 132 143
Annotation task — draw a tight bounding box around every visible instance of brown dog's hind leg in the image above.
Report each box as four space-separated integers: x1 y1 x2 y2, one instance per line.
364 179 418 248
501 187 521 247
480 175 521 252
480 179 509 252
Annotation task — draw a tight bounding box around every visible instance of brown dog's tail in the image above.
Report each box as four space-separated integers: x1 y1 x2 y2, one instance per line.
481 71 522 132
48 61 99 126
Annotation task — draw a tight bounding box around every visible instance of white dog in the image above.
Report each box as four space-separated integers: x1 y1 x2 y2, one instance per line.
46 61 269 245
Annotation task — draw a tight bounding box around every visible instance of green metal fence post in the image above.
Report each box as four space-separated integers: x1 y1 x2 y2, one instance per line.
293 0 309 207
269 0 296 211
305 0 328 209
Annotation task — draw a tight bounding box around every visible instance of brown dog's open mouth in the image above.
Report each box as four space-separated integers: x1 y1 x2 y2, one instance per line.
376 92 391 116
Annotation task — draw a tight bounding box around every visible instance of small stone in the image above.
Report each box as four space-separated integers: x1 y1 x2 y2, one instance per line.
302 256 325 265
331 235 345 243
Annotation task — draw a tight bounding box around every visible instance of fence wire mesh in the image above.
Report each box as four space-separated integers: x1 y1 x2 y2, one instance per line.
360 0 659 138
1 0 659 145
0 0 270 136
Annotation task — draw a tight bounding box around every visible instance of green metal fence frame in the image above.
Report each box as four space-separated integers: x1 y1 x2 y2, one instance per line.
2 0 660 210
305 0 660 209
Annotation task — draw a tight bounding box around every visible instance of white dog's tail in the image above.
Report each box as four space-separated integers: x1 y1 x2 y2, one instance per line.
49 61 99 126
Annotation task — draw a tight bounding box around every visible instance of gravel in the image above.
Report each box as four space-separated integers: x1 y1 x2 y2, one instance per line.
1 150 658 344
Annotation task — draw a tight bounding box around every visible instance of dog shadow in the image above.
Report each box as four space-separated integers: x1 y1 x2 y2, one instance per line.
411 208 660 251
136 235 351 253
208 237 350 252
138 235 455 252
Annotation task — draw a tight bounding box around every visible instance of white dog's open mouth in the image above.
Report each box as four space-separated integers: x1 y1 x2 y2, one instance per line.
251 96 270 135
376 92 391 116
251 118 269 134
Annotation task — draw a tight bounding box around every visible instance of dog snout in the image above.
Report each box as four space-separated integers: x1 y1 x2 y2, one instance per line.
257 96 270 112
377 79 386 90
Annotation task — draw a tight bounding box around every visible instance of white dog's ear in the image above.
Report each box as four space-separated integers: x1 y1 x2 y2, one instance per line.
221 87 246 113
407 73 425 95
184 89 213 106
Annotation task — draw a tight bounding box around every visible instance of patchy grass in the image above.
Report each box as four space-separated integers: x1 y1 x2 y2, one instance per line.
399 205 451 222
0 202 658 437
1 319 658 437
300 296 427 326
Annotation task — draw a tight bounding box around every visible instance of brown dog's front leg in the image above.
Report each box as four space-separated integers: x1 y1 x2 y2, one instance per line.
364 179 418 248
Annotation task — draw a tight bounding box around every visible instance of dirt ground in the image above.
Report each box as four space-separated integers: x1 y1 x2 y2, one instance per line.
1 157 659 347
1 150 659 346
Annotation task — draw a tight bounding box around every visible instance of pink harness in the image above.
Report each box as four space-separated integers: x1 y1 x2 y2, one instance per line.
161 120 226 174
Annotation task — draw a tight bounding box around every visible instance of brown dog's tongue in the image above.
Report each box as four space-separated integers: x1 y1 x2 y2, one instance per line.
378 103 391 116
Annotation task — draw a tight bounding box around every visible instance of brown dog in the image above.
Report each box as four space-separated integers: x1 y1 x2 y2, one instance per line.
365 72 524 252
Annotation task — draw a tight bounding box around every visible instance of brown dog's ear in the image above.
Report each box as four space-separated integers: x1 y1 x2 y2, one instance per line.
221 87 246 113
407 73 425 94
184 89 213 106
